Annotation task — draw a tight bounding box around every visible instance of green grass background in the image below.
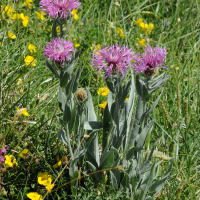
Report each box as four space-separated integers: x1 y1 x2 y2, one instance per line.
0 0 200 199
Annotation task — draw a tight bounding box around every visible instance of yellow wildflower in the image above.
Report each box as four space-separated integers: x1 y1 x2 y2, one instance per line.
5 155 18 168
8 31 16 39
46 183 54 193
16 108 30 116
24 0 32 7
17 78 22 85
99 101 107 109
97 87 109 96
136 38 147 47
139 22 149 34
20 13 29 27
10 13 21 20
28 44 36 53
53 156 68 168
96 44 101 49
24 56 37 66
74 43 80 47
37 172 53 186
27 192 42 200
116 28 125 39
19 149 30 159
3 5 15 17
125 98 129 101
90 47 93 50
134 18 143 25
148 23 154 33
35 12 46 20
71 9 79 20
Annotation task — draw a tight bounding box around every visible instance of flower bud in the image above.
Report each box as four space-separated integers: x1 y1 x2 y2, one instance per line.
76 89 87 102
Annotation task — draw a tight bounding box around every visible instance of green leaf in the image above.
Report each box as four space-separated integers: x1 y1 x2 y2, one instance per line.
118 79 131 105
84 121 103 130
72 63 82 93
105 78 114 93
45 59 60 78
58 87 66 112
71 171 79 196
135 120 155 152
86 88 97 121
52 18 58 38
110 171 118 189
136 74 149 101
58 128 68 146
17 191 23 200
102 104 112 151
63 103 71 123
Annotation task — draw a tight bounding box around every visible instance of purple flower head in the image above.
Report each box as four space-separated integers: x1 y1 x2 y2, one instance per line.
0 146 8 164
132 45 167 73
44 38 75 65
92 44 135 78
40 0 81 19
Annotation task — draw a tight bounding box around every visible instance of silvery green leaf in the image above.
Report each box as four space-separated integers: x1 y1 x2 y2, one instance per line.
140 141 158 173
126 146 135 161
135 120 155 152
71 170 79 195
127 160 137 178
148 159 174 198
52 18 58 38
100 147 118 169
84 121 103 130
140 162 156 197
45 59 60 78
58 87 66 111
63 16 74 35
63 102 71 123
110 171 118 189
72 149 86 165
69 104 76 132
140 90 163 123
86 161 102 182
85 88 97 121
86 151 99 169
56 116 63 126
121 172 129 188
102 104 112 151
136 74 149 101
107 91 112 112
126 119 140 151
72 63 82 93
118 79 131 105
105 78 114 93
86 134 99 166
58 128 68 146
135 96 144 121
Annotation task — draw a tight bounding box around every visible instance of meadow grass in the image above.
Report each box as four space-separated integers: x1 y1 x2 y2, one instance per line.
0 0 200 199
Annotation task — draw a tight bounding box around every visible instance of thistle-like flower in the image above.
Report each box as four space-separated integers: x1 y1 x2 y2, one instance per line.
92 44 135 78
44 38 75 65
39 0 81 19
132 45 167 77
75 89 87 102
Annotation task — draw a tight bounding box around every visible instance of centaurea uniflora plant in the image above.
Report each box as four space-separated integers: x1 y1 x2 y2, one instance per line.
40 0 173 198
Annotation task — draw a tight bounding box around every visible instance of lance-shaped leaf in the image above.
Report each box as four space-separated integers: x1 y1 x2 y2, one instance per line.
140 162 156 197
99 147 118 169
58 128 68 146
102 104 112 151
84 121 103 130
56 116 63 126
86 161 102 182
71 170 79 195
72 63 82 93
58 87 66 111
45 59 60 78
110 171 118 189
136 74 149 101
69 104 76 132
148 158 174 198
63 102 71 123
52 18 58 38
140 90 163 123
135 120 155 152
71 149 87 166
85 88 97 121
140 141 158 174
118 79 131 105
105 78 114 93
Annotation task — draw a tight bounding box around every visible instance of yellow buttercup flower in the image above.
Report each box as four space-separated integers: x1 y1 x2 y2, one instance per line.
5 155 18 168
24 0 32 7
46 183 55 193
74 43 80 47
134 18 143 25
28 44 36 53
137 38 147 47
53 156 68 168
27 192 42 200
71 9 79 20
38 172 53 186
99 101 107 109
35 12 46 20
19 149 30 159
97 87 109 96
16 108 30 116
10 13 21 20
116 28 125 39
24 56 37 66
8 31 16 39
20 13 29 27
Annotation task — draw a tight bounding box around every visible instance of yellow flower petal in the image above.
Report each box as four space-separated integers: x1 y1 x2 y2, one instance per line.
27 192 42 200
16 108 30 116
99 101 107 109
46 183 54 193
35 12 46 20
28 44 36 53
74 43 80 47
97 87 109 96
24 56 37 66
134 18 143 25
8 31 16 39
5 155 18 168
38 172 53 186
19 149 30 159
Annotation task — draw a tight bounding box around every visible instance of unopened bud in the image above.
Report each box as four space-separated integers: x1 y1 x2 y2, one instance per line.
114 2 120 7
116 165 123 172
76 89 87 102
144 67 158 78
83 135 90 139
